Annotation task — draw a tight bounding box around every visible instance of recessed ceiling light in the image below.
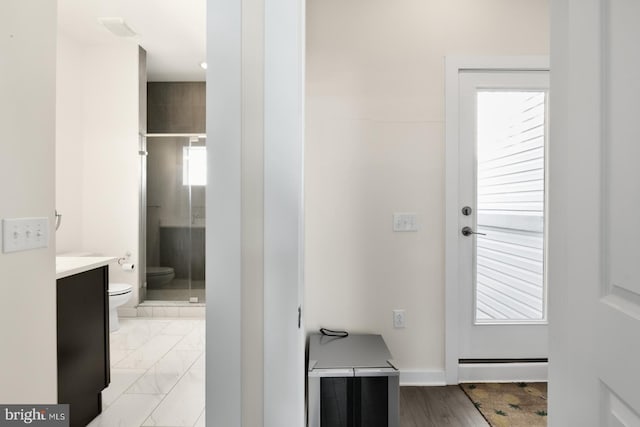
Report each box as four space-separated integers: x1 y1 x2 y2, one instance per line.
98 17 138 38
200 62 208 70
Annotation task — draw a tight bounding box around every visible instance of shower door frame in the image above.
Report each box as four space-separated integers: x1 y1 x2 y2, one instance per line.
139 133 147 303
139 132 208 304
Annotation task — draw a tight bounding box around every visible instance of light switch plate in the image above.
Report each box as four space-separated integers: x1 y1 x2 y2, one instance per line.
393 213 418 232
2 217 49 253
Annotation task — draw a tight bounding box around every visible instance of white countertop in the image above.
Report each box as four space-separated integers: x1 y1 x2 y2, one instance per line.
56 256 117 280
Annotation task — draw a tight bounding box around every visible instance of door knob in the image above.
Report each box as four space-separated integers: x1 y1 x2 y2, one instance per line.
461 226 486 237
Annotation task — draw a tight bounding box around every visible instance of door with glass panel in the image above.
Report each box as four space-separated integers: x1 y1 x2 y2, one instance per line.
458 71 549 359
144 134 206 303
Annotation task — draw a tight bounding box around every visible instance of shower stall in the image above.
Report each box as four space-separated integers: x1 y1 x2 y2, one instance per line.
140 133 206 303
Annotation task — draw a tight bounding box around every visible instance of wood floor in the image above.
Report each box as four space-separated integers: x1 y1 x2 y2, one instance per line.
401 386 490 427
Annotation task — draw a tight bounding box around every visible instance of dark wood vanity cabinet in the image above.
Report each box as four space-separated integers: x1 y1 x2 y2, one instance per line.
56 266 110 427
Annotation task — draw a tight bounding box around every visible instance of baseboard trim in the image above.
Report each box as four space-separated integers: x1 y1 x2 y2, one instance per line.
400 370 447 386
458 362 548 383
118 307 138 318
459 358 548 364
136 305 206 318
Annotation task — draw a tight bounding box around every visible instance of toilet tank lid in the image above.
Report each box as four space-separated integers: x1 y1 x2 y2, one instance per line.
109 283 133 295
146 266 175 276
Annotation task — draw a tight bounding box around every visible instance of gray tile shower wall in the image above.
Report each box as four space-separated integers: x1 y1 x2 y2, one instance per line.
159 226 206 280
147 82 206 133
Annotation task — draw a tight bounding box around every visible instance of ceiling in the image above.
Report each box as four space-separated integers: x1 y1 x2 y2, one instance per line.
58 0 206 82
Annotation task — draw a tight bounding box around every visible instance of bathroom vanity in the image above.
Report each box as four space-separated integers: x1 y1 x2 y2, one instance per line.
56 257 115 427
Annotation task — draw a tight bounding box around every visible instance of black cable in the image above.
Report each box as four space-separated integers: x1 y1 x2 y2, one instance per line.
319 327 348 338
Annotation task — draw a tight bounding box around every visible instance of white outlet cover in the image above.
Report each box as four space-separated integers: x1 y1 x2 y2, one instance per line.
393 309 406 328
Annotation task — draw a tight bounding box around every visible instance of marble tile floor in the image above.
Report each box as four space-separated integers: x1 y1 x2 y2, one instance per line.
88 318 206 427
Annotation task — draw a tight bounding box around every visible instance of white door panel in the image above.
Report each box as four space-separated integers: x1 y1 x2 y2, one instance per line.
605 0 640 298
549 0 640 424
459 70 549 360
263 0 306 425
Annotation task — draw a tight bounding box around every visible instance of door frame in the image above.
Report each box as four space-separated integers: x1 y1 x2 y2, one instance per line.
205 0 305 425
263 0 306 425
444 56 550 384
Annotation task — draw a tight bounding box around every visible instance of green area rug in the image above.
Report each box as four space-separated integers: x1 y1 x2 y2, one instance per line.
460 382 547 427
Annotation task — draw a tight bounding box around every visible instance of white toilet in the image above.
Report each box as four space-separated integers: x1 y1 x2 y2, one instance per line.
146 266 176 288
109 283 133 332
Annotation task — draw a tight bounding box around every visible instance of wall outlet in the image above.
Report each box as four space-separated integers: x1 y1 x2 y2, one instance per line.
393 309 406 328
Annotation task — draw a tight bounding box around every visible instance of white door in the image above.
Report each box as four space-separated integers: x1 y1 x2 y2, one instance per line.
263 0 306 425
548 0 640 425
459 70 550 361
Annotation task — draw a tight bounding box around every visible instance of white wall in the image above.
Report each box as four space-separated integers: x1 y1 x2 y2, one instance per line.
305 0 549 375
81 41 140 301
56 35 141 304
56 33 85 253
0 0 58 403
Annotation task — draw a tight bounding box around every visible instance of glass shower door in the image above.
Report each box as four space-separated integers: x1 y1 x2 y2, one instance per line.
144 134 206 303
184 136 206 302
